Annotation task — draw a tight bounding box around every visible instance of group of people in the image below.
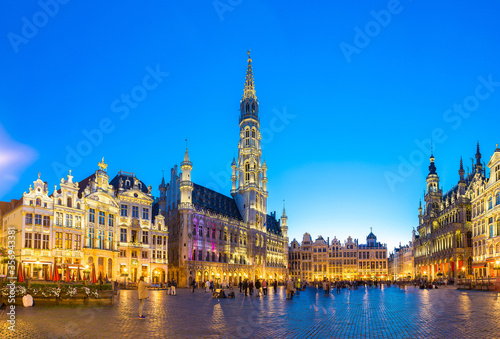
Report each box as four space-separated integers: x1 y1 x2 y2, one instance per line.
238 279 278 296
166 279 177 295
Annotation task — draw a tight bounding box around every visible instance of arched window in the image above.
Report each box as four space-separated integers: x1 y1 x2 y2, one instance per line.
36 198 41 206
67 197 72 208
245 129 250 146
246 103 250 113
58 199 62 205
77 203 80 209
252 103 255 112
496 192 500 205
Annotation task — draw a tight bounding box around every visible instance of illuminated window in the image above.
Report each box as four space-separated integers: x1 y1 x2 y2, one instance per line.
97 211 105 225
25 233 32 248
121 205 127 217
25 213 33 225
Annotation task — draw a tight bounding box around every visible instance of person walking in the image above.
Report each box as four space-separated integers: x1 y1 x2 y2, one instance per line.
205 280 210 293
295 279 301 296
243 279 248 296
249 280 254 296
138 276 150 319
191 279 196 293
262 279 267 296
239 281 242 293
171 279 177 296
286 278 294 300
167 280 171 295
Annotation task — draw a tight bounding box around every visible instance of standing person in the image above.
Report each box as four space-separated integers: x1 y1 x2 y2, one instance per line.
286 279 294 300
239 280 243 293
210 280 214 293
262 279 267 296
249 280 254 296
167 280 171 295
191 279 195 293
138 276 150 319
243 279 248 296
295 279 301 296
255 279 261 297
172 279 177 296
273 280 278 294
205 280 210 293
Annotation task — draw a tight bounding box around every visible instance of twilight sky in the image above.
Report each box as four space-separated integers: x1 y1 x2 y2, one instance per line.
1 1 500 251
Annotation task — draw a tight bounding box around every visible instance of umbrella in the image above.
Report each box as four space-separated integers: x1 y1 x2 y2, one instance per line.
65 266 71 282
72 272 75 281
91 263 97 284
52 264 60 282
18 262 24 282
77 266 82 281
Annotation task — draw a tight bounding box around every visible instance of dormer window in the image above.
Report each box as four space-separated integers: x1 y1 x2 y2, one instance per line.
36 198 41 206
125 180 131 188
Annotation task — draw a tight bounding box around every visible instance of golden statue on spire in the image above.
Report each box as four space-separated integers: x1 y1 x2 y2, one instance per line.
98 157 107 171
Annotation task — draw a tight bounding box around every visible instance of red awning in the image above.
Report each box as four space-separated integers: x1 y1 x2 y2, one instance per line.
486 258 498 263
472 264 486 268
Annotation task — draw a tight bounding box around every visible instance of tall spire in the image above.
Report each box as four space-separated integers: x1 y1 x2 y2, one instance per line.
243 50 256 100
459 157 465 180
475 141 483 173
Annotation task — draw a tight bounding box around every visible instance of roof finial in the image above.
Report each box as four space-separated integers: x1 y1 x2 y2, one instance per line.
185 138 188 150
243 50 256 100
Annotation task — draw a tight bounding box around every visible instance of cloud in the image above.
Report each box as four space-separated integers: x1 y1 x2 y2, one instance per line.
0 124 38 198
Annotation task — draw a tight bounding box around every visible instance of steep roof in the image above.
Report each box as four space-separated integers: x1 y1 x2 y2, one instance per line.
266 213 282 236
110 172 149 194
192 183 243 221
77 173 96 197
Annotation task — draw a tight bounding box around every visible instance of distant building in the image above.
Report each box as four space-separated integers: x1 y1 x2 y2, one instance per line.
388 232 415 280
288 231 388 282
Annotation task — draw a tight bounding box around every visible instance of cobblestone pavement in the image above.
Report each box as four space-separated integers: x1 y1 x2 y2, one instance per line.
2 285 500 338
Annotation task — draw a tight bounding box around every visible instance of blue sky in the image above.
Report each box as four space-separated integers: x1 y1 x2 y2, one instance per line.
1 1 500 251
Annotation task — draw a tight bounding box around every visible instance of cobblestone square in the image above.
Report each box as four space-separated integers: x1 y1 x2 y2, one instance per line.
2 285 500 338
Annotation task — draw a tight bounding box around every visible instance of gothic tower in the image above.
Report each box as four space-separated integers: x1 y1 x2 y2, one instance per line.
425 152 442 221
233 51 268 230
178 146 193 282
